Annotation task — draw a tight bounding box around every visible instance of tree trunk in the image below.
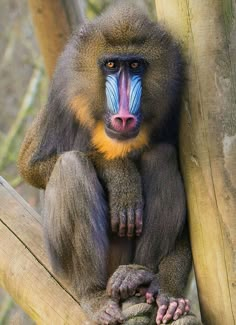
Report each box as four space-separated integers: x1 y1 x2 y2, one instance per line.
27 0 84 77
0 177 92 324
155 1 236 324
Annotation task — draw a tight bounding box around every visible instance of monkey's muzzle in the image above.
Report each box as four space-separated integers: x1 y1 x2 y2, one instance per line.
105 68 142 140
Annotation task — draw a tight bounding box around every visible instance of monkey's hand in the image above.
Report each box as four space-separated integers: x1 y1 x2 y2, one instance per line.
154 294 190 324
94 156 143 238
108 161 143 238
109 190 143 238
107 265 155 301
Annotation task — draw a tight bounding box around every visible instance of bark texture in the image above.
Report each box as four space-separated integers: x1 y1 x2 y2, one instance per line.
155 1 236 324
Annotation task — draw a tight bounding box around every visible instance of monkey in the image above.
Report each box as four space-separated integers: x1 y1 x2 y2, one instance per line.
18 2 202 325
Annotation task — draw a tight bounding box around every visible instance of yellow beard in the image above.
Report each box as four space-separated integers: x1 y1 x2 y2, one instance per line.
91 122 149 160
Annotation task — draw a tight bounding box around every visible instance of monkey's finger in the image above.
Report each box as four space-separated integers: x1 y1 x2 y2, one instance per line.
136 286 148 296
110 279 124 300
156 305 168 325
173 299 185 320
107 274 125 298
111 213 119 233
184 299 191 312
156 295 169 324
100 311 123 325
119 211 127 237
99 313 114 325
107 277 116 296
145 278 159 303
120 273 137 298
162 300 178 323
121 272 144 298
107 273 124 296
119 282 129 300
135 208 143 236
105 303 125 322
127 208 135 238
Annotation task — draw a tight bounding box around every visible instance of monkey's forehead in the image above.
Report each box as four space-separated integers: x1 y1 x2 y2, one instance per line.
74 2 174 60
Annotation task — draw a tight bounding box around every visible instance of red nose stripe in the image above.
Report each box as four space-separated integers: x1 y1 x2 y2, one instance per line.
111 70 137 132
118 69 130 115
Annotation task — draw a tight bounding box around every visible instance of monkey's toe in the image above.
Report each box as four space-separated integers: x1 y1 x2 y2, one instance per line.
98 300 124 325
156 295 191 324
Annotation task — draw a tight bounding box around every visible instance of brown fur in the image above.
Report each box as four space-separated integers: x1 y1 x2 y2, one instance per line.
70 95 95 129
18 110 57 189
18 2 201 324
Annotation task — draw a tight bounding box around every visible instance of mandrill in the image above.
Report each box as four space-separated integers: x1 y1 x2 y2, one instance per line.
18 2 202 325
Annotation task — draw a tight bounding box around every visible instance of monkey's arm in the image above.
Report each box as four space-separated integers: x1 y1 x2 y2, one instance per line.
93 155 143 238
18 110 57 189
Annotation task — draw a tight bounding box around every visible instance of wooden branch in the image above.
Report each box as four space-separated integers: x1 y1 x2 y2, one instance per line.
155 1 236 324
27 0 71 77
0 177 92 324
62 0 85 28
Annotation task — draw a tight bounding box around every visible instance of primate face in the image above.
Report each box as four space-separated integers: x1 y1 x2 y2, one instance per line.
99 55 147 140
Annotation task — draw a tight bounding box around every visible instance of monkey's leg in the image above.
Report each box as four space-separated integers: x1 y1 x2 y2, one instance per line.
108 144 187 296
132 144 201 324
44 151 124 324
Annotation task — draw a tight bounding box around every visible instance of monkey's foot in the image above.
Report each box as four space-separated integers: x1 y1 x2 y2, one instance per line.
97 299 124 325
121 297 202 325
107 265 155 300
155 294 190 324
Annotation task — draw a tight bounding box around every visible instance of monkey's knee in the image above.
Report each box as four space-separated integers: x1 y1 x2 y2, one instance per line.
49 151 91 183
46 150 104 201
45 150 107 233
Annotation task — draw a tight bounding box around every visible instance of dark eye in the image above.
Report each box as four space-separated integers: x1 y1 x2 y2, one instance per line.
130 61 140 69
105 61 117 69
